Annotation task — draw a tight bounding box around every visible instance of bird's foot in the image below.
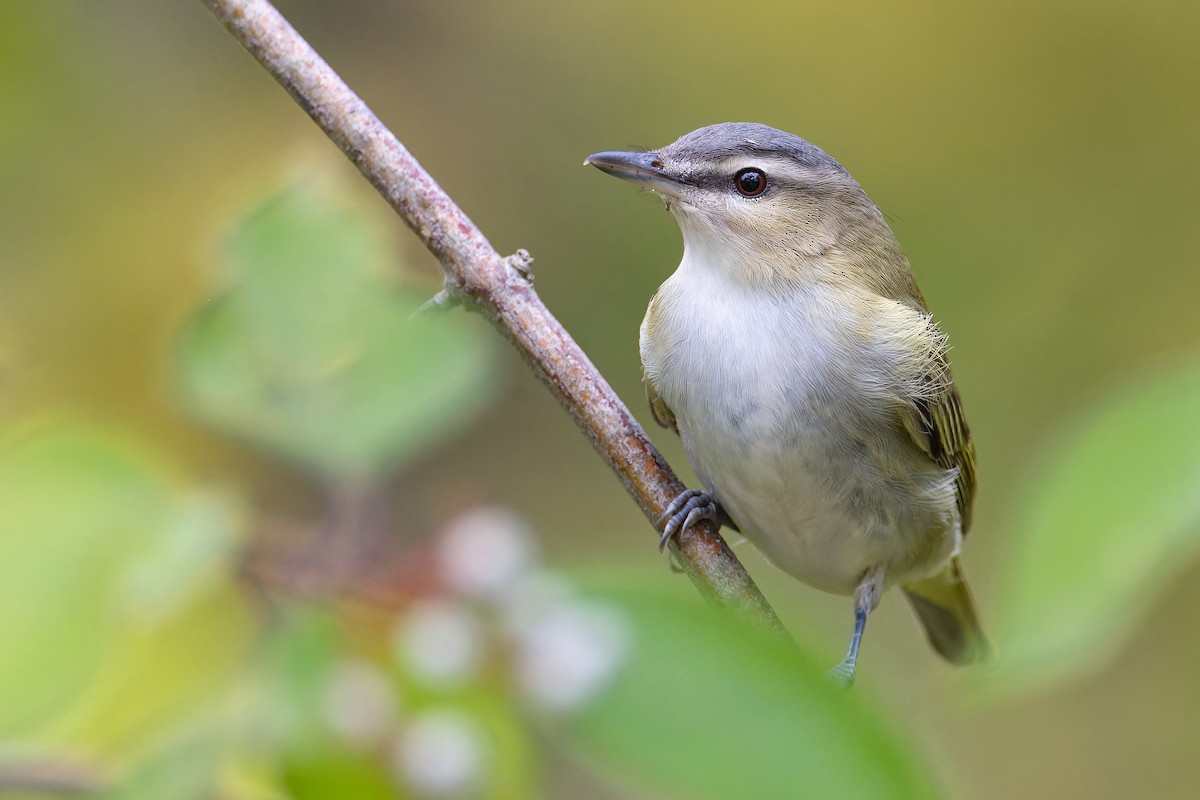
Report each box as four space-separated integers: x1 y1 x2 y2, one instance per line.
827 600 873 689
658 489 722 551
825 657 857 688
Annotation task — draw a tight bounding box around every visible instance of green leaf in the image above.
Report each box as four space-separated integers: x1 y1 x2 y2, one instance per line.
43 579 253 763
0 421 252 760
100 728 225 800
176 179 501 480
261 608 346 754
562 588 938 800
994 358 1200 693
0 422 197 733
283 748 402 800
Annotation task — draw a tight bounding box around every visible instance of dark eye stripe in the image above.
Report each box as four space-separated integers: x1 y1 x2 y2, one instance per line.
687 167 802 194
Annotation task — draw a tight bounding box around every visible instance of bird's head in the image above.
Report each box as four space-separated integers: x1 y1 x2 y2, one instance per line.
586 122 905 289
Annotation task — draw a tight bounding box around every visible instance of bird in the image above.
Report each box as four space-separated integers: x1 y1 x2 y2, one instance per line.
585 122 989 682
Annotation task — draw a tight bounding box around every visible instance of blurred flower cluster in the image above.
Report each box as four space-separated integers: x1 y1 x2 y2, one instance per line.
303 506 631 799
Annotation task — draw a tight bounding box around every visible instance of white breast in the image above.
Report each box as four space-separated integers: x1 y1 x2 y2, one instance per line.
640 258 960 595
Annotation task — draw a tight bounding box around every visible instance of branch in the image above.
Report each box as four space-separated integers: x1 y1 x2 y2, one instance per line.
0 757 105 796
198 0 786 635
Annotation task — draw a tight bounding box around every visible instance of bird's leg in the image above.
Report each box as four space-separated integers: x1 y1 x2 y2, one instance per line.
657 489 735 551
827 565 886 687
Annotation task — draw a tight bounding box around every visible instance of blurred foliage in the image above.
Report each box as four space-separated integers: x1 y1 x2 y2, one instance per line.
175 179 501 482
0 423 250 749
568 587 937 800
263 605 538 800
3 0 1200 798
995 358 1200 694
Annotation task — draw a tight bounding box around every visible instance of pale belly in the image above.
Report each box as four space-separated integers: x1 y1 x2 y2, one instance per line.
642 280 961 595
678 413 959 595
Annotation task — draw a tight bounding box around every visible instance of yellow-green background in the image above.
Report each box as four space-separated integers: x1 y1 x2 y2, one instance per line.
3 1 1199 797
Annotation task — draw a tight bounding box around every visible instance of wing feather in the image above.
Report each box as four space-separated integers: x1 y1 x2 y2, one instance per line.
644 373 678 433
902 373 977 533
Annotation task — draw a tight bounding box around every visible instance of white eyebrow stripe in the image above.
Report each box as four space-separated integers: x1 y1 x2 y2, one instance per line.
715 155 826 184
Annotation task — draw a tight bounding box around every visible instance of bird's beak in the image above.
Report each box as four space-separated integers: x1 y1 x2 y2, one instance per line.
584 151 687 197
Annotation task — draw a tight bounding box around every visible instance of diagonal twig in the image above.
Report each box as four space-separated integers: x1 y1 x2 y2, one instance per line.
197 0 787 635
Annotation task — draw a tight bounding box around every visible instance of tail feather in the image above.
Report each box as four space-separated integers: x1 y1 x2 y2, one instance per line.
903 558 992 665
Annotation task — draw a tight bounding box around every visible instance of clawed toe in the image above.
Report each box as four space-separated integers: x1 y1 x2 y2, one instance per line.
658 489 701 526
658 489 721 551
826 658 857 688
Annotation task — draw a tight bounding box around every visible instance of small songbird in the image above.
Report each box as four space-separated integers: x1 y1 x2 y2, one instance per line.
585 123 989 682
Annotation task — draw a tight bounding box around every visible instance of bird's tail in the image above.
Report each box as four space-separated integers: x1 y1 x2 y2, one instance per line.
903 557 992 665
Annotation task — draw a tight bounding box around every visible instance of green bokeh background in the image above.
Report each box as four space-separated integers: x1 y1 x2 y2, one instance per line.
3 1 1199 797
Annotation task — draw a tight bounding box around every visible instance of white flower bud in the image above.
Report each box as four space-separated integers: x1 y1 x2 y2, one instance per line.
437 507 536 599
393 709 489 798
514 599 632 712
322 659 397 743
394 599 485 686
494 570 575 635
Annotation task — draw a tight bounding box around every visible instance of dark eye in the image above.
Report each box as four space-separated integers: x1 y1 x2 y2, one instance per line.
734 168 767 197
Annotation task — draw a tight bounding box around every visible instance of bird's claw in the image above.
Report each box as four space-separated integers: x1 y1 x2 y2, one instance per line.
658 489 720 552
825 658 857 688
